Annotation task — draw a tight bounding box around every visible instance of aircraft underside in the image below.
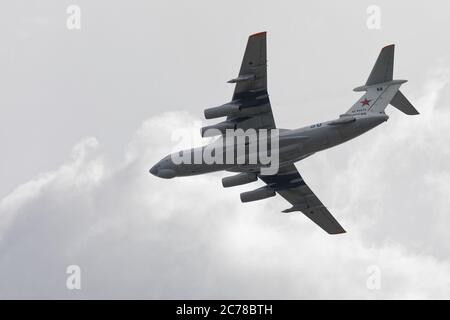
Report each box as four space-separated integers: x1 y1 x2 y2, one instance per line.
150 32 418 234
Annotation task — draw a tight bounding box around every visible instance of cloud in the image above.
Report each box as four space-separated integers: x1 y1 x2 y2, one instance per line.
1 71 450 299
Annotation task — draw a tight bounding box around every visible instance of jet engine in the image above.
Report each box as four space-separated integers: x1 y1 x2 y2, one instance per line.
204 103 272 121
200 121 237 137
204 103 240 119
222 172 257 188
240 187 275 203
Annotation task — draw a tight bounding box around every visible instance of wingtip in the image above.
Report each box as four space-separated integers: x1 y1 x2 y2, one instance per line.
382 44 395 49
250 31 267 38
330 229 347 235
328 227 346 235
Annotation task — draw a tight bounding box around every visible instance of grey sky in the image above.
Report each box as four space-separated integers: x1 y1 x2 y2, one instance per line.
1 1 450 298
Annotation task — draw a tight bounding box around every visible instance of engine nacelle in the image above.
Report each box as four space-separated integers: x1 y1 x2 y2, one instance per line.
204 103 271 120
240 187 275 203
204 103 240 119
200 121 236 137
222 173 257 188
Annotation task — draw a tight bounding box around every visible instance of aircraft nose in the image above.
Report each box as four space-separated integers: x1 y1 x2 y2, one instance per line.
149 161 177 179
149 165 159 176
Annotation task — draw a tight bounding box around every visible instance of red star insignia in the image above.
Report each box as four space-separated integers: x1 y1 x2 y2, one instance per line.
360 98 371 106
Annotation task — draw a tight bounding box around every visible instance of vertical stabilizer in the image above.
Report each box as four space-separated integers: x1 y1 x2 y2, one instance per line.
344 45 418 116
366 45 394 86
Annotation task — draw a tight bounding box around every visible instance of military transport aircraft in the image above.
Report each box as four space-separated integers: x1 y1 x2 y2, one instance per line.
150 32 418 234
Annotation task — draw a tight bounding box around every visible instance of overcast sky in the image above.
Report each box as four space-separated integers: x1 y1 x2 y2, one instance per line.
1 0 450 299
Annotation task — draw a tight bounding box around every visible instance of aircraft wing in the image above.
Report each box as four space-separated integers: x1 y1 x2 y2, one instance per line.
201 32 276 136
227 32 276 130
259 164 346 234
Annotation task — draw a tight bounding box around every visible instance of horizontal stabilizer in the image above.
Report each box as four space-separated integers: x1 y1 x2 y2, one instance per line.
390 90 419 115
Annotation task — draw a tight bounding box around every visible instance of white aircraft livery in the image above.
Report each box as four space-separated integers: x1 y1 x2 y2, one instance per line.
150 32 418 234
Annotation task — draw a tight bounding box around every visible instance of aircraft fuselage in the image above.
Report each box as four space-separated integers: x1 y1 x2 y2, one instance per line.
149 113 388 178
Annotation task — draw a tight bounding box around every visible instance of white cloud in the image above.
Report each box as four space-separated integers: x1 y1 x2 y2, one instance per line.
1 71 450 299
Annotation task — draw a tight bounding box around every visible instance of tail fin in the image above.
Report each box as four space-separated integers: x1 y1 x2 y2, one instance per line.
345 45 419 116
366 44 394 86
